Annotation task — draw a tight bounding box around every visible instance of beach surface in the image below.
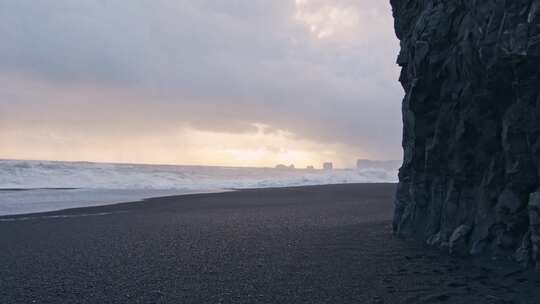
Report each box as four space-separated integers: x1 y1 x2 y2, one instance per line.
1 183 539 303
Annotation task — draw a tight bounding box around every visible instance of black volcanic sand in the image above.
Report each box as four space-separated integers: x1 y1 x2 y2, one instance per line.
1 184 539 304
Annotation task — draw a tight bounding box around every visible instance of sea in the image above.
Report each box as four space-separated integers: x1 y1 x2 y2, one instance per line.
0 159 398 216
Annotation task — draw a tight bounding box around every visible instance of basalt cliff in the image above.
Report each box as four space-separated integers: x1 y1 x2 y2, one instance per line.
391 0 540 266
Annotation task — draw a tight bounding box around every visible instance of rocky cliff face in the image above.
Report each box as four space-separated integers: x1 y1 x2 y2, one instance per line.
391 0 540 266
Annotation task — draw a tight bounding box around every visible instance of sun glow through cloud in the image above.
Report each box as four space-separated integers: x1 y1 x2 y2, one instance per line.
0 124 352 168
294 0 361 39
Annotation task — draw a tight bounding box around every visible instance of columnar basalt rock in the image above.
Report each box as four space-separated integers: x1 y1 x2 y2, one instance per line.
391 0 540 266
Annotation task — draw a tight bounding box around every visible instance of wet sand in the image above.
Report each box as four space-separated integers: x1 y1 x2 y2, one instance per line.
0 183 539 303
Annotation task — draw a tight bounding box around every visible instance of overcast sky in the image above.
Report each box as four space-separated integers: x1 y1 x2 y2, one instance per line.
0 0 403 168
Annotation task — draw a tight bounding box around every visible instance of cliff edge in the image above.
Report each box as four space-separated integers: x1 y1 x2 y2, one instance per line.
391 0 540 266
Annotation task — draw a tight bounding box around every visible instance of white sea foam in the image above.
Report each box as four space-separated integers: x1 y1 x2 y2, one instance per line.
0 159 398 216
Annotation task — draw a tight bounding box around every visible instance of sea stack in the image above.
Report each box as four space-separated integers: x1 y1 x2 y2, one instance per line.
391 0 540 266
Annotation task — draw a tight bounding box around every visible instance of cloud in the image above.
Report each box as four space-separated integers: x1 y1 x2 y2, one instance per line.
0 0 403 163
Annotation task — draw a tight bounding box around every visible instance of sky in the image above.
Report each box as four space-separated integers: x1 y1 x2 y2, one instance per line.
0 0 403 168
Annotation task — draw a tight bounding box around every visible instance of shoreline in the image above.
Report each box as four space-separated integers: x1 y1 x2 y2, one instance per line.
0 182 395 218
0 187 233 218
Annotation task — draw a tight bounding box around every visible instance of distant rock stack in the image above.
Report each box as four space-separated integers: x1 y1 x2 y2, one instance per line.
391 0 540 266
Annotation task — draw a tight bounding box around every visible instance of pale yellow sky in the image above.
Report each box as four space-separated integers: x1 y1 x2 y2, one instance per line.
0 73 369 168
0 123 365 168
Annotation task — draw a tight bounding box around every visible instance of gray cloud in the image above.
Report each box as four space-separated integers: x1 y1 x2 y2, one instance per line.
0 0 403 159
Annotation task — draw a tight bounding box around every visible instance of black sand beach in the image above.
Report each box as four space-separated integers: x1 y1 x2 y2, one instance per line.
1 183 539 303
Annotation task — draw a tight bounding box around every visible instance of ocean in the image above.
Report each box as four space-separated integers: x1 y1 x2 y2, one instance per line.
0 159 398 216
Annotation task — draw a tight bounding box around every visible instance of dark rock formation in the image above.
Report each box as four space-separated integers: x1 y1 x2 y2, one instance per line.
391 0 540 267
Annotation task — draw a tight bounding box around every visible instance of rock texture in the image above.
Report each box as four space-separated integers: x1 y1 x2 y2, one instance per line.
391 0 540 266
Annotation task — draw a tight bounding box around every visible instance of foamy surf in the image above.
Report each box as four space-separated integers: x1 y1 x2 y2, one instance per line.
0 159 398 216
